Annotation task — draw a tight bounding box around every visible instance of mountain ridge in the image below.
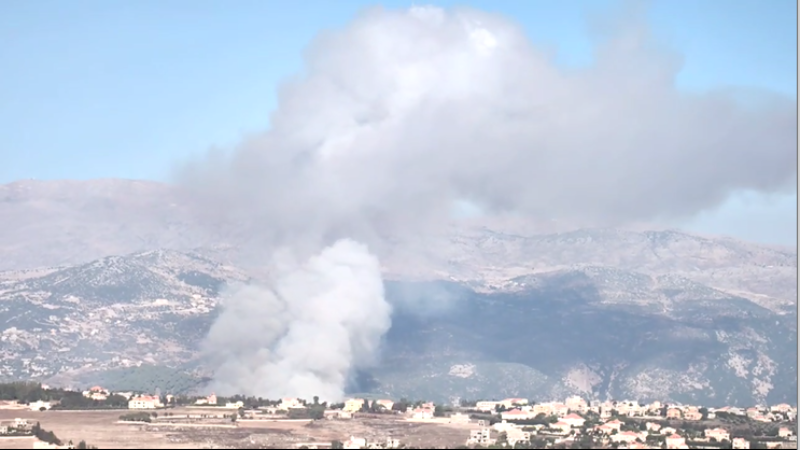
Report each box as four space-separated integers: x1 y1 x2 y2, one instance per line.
0 178 796 406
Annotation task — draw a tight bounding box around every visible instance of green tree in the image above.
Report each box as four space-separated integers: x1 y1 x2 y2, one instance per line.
497 431 508 446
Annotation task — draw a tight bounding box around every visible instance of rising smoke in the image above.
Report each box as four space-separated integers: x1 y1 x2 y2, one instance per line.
178 5 797 401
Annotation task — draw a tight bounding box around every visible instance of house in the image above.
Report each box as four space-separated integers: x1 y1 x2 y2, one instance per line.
561 413 585 428
343 398 365 413
550 421 571 434
732 438 750 449
343 436 367 449
770 403 792 414
375 399 394 411
128 395 162 409
280 398 302 409
501 398 529 408
745 407 761 418
206 394 217 405
778 427 793 438
501 409 530 421
666 408 682 419
474 401 498 412
448 412 471 424
467 428 494 446
645 422 662 432
411 407 433 420
83 386 109 399
610 431 641 444
14 418 29 429
282 398 304 409
30 401 52 411
384 437 400 449
704 428 730 442
324 410 352 420
565 396 588 412
660 427 677 436
595 424 616 435
225 401 244 409
684 410 702 421
532 403 552 416
665 434 687 449
551 403 569 417
605 419 623 431
0 424 8 434
628 443 651 450
506 427 532 446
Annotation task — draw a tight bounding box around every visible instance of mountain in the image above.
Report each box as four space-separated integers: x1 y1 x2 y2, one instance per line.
0 249 247 384
0 179 796 406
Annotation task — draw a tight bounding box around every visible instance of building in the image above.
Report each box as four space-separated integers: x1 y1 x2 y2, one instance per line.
665 434 687 450
771 404 792 414
779 427 794 438
646 422 662 432
128 395 162 409
506 428 532 447
705 428 730 442
467 429 494 446
684 410 703 421
384 437 400 449
343 398 365 413
29 401 52 411
206 394 217 405
610 431 641 444
732 437 750 450
475 401 500 412
605 419 623 432
448 412 471 424
550 421 571 434
342 436 367 449
501 398 529 408
501 409 530 421
666 408 682 419
411 407 433 420
375 399 394 411
280 398 302 409
565 395 588 412
561 413 585 428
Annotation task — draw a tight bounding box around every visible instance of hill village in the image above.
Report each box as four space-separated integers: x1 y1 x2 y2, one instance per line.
0 383 797 450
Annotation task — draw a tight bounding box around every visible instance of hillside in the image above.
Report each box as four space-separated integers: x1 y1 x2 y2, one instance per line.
0 179 796 406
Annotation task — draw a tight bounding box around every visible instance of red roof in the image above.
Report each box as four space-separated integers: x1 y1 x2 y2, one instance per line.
564 413 584 420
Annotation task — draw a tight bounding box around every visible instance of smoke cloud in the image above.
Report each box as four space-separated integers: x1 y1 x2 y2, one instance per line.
178 5 797 400
203 239 390 400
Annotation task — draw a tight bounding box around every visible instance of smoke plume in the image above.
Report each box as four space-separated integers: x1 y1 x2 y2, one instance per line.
178 5 797 400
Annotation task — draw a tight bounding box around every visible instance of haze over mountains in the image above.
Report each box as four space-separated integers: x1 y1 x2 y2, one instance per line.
0 178 796 406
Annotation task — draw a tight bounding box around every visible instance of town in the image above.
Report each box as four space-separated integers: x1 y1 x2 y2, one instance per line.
0 383 796 449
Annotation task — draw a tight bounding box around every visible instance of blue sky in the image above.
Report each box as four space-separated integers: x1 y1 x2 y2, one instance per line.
1 0 797 245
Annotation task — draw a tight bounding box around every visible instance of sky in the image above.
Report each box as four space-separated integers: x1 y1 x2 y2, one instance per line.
1 0 797 246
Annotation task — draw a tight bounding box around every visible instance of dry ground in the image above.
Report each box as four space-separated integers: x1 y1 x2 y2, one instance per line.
0 409 478 449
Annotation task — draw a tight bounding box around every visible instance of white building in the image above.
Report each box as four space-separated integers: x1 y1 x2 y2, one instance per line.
29 401 52 411
128 395 162 409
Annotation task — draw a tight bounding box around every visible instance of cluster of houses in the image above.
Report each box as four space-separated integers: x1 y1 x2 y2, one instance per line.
462 396 798 450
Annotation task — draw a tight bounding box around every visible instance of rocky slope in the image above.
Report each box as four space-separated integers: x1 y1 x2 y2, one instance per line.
0 179 796 406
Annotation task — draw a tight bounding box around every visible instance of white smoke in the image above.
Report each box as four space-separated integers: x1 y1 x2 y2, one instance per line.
203 239 389 400
178 5 797 401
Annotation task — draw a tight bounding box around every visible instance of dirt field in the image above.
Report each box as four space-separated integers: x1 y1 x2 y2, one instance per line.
0 409 478 449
